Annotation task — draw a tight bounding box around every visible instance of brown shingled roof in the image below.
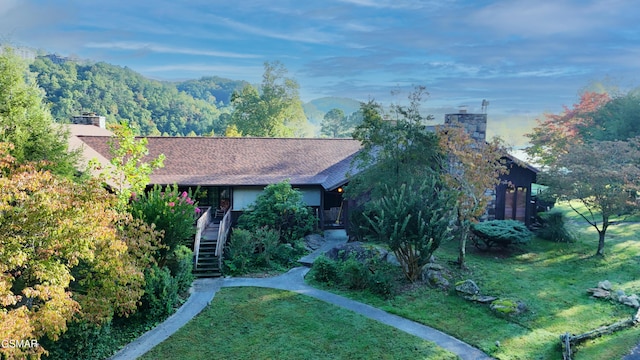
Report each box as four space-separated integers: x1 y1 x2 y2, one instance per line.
77 136 362 189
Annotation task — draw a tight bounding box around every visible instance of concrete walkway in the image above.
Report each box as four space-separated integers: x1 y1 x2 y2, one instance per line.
111 234 493 360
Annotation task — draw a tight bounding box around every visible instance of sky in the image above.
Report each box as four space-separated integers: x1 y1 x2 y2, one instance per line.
1 0 639 144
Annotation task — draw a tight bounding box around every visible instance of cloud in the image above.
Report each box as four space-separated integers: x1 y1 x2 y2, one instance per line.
140 63 263 79
336 0 450 10
211 15 338 44
85 41 261 59
468 0 630 38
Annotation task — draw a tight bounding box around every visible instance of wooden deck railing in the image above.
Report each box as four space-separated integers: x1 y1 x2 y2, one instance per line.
193 206 212 270
215 208 232 269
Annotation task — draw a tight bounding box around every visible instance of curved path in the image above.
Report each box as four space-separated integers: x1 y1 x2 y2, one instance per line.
111 266 492 360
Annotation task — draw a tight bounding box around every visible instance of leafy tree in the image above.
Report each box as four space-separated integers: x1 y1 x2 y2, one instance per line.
581 90 640 141
230 62 309 137
0 47 78 177
527 91 610 166
364 178 455 282
347 87 445 246
0 145 159 359
539 139 640 256
320 108 347 137
224 124 243 137
437 124 509 269
527 91 640 256
92 121 165 209
348 87 443 201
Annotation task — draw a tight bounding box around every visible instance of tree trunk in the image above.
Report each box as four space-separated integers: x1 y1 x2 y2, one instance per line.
596 231 605 256
457 226 469 270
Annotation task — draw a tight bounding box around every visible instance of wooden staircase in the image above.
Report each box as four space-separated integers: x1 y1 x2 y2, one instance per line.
193 220 223 278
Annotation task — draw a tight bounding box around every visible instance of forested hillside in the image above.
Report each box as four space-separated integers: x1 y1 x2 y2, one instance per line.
30 57 237 136
175 76 249 106
28 56 367 138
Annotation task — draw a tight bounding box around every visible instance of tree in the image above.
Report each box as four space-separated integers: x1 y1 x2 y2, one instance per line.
348 87 443 201
527 91 610 166
365 178 455 282
539 139 640 256
0 144 159 359
230 62 309 137
0 47 78 177
581 90 640 141
437 124 509 269
321 108 348 137
92 121 165 209
527 91 640 256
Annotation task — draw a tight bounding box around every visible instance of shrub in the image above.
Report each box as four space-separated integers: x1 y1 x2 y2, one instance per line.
311 255 339 284
237 180 317 245
536 210 576 243
166 245 195 295
254 226 281 267
42 319 116 360
340 255 370 290
309 255 399 299
137 265 179 324
224 228 257 275
471 220 533 250
130 184 200 265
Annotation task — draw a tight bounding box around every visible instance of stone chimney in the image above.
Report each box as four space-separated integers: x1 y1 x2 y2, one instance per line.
444 112 487 142
71 112 106 128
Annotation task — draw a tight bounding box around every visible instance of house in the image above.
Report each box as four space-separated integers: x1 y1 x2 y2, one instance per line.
73 130 361 228
71 110 538 230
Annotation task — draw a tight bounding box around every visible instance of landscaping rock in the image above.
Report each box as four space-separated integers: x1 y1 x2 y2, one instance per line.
304 234 325 251
587 287 610 299
466 295 498 304
490 299 527 316
615 289 626 300
423 269 451 291
386 252 401 266
424 263 444 271
620 294 640 308
598 280 612 291
455 280 480 296
324 242 388 264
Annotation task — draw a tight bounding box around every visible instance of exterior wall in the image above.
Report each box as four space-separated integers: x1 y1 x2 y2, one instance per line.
232 186 265 210
231 185 322 211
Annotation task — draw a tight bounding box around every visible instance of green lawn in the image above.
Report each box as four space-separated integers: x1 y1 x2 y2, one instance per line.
141 287 458 360
315 203 640 359
142 203 639 360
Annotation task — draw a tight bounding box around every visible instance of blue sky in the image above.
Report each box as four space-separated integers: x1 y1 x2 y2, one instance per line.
1 0 639 142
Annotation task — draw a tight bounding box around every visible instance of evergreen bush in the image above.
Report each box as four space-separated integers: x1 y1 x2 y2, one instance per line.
470 220 533 250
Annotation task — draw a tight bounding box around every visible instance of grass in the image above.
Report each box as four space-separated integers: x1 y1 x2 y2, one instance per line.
142 203 639 359
140 287 458 360
311 203 640 359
